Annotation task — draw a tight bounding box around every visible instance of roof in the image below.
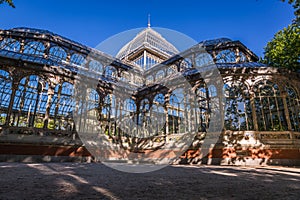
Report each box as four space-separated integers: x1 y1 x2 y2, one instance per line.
116 27 179 60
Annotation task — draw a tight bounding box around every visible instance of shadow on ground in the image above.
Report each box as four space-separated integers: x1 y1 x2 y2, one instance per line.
0 163 299 200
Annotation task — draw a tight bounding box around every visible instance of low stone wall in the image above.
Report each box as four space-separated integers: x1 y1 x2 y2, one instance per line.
0 128 299 166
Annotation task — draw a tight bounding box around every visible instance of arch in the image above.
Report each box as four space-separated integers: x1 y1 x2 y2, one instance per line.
156 70 165 80
223 81 253 131
124 98 136 113
120 71 131 83
0 70 12 125
58 82 75 116
23 41 45 56
180 58 192 70
0 38 21 52
195 84 210 130
254 80 287 131
13 75 48 128
152 94 165 135
135 76 143 86
102 94 117 118
77 88 100 133
216 49 236 63
49 46 67 62
167 65 177 76
153 93 165 105
48 82 75 130
104 66 117 79
146 75 154 84
285 85 300 131
168 88 185 134
138 98 150 128
208 85 217 97
120 98 138 136
101 94 117 136
86 88 99 111
70 53 86 66
195 53 214 67
89 60 103 74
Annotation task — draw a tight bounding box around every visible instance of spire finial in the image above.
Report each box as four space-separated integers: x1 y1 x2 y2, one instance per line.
148 14 151 28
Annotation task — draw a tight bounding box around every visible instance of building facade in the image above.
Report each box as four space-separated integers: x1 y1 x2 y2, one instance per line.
0 27 299 165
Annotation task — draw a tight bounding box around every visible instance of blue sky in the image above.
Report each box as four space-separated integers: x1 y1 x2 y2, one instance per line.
0 0 295 57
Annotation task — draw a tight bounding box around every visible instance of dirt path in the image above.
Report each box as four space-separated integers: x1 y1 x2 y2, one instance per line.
0 163 299 200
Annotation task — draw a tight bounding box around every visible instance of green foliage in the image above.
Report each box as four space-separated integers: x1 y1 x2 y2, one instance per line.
48 119 55 129
34 118 44 128
0 0 15 8
263 23 300 70
0 116 5 125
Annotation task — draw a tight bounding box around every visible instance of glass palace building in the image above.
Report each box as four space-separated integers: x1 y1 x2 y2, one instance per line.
0 26 299 165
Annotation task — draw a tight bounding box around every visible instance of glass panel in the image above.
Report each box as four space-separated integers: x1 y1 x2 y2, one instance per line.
49 46 67 62
23 41 45 56
216 49 236 63
13 75 48 128
70 53 86 66
0 38 20 52
254 80 286 131
0 70 12 125
285 86 300 131
195 53 214 67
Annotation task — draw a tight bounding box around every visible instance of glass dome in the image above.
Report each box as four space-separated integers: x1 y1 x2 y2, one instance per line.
116 27 179 70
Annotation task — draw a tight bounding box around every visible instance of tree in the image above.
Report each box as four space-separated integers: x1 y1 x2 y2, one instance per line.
263 23 300 70
0 0 15 8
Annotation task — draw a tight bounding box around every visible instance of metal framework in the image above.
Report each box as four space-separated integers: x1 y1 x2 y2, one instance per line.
0 27 299 165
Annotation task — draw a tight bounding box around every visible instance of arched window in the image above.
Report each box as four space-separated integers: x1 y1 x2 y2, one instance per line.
152 94 165 135
101 94 117 136
196 84 210 130
23 41 45 56
154 93 165 105
156 70 165 80
49 85 59 117
48 82 74 130
70 53 86 66
208 85 217 97
104 66 117 79
124 98 136 113
58 82 75 116
120 71 130 83
0 70 12 125
0 38 20 52
119 98 138 136
135 76 143 86
216 49 236 63
13 75 48 128
206 84 221 132
89 60 103 74
146 75 154 84
78 88 99 133
49 46 67 62
285 85 300 131
168 89 185 134
180 58 192 70
254 80 287 131
138 98 150 127
167 65 177 76
86 89 99 111
195 53 214 67
223 82 253 131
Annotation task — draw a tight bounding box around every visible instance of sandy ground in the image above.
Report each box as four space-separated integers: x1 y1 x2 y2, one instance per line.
0 163 299 200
